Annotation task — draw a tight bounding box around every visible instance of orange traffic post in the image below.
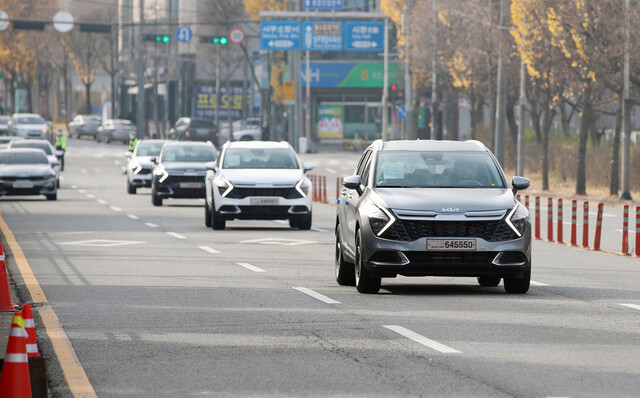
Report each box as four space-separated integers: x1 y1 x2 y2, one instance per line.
635 206 640 257
0 312 32 398
621 204 630 255
524 194 529 210
546 197 554 242
534 196 541 240
321 176 327 204
0 243 19 312
570 200 578 246
582 201 590 249
556 198 564 244
593 203 604 252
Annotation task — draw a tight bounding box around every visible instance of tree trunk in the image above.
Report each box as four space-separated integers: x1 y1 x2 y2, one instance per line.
489 76 496 151
559 101 571 141
576 87 591 195
506 97 518 170
541 107 555 191
469 88 477 140
85 83 91 114
610 96 623 195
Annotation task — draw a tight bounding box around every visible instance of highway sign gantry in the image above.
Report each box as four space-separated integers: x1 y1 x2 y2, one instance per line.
302 21 343 51
344 21 385 51
260 20 301 50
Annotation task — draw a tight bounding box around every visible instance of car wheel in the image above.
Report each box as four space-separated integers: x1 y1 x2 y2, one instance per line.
96 134 101 143
151 188 163 206
355 229 381 294
205 203 212 227
45 193 57 201
127 179 136 194
105 134 111 144
291 212 311 230
503 268 531 294
56 179 60 189
335 226 355 286
211 207 225 230
477 276 501 287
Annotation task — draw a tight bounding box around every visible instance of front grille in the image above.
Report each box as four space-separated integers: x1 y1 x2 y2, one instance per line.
1 176 50 182
230 187 300 199
381 219 518 242
237 206 290 217
165 175 203 184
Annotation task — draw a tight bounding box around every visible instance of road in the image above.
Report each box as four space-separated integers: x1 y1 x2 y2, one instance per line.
1 138 639 397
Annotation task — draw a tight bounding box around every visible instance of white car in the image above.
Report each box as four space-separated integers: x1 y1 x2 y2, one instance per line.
204 141 313 230
7 139 61 188
126 139 166 194
7 113 50 140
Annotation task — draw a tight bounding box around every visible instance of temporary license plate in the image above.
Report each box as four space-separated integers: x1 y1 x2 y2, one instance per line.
13 181 34 189
427 239 476 251
250 198 279 205
180 182 201 189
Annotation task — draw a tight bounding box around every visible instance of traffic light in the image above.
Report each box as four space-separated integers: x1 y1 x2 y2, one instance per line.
143 34 170 43
199 35 228 45
391 83 397 92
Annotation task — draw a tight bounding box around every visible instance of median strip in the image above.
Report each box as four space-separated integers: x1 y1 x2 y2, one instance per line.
293 287 340 304
383 325 461 354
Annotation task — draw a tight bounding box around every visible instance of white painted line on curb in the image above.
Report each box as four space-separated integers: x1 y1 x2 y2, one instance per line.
97 199 107 205
145 223 159 228
620 303 640 311
109 206 122 212
199 246 220 254
167 232 186 240
237 263 266 273
530 281 550 286
383 325 461 354
293 287 340 304
127 214 139 220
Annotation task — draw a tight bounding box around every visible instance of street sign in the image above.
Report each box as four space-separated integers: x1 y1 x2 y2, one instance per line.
53 11 74 33
345 21 385 51
228 27 246 45
302 0 344 10
302 21 343 51
396 105 406 119
260 20 301 51
176 25 193 43
282 81 296 105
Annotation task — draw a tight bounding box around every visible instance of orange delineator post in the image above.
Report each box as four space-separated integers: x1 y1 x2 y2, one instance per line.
621 204 630 255
0 243 19 312
321 176 327 203
546 197 554 242
524 195 530 210
534 196 541 240
570 200 578 246
635 206 640 257
582 201 590 249
336 177 342 202
556 198 564 244
593 202 604 252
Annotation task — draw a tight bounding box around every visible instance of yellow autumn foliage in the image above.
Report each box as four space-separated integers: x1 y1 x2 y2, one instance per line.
381 0 406 48
243 0 288 21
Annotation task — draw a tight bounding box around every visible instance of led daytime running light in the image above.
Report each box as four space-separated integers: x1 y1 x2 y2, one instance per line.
505 206 522 237
376 206 396 237
295 179 308 198
221 176 234 197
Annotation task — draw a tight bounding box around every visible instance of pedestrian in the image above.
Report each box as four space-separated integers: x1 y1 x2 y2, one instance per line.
54 129 67 171
128 131 139 152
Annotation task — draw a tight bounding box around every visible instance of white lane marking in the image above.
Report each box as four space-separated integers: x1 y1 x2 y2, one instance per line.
273 220 287 224
109 206 122 212
620 303 640 311
97 199 107 205
127 214 139 220
60 176 65 181
311 227 327 233
293 287 340 304
530 281 550 286
71 185 78 189
383 325 461 354
167 232 186 240
78 189 86 194
114 160 121 166
145 223 159 228
81 169 87 174
199 246 220 254
237 262 266 273
325 168 336 174
86 194 95 199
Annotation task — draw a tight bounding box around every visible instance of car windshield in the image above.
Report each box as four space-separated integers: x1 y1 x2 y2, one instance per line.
161 146 216 163
0 151 48 165
222 148 299 169
114 120 133 126
16 116 45 124
135 142 164 157
0 117 9 123
11 142 52 155
374 151 505 188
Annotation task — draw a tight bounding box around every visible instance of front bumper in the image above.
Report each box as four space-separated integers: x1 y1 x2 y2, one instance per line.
154 175 206 199
129 168 153 188
0 178 57 196
214 190 311 221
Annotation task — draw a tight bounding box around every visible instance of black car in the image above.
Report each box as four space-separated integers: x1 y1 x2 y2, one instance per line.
168 117 218 145
0 148 57 200
151 141 217 206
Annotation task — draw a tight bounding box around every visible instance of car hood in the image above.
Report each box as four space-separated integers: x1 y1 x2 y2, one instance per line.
222 169 303 186
16 124 46 130
0 164 53 177
374 188 515 214
162 162 208 172
132 156 156 167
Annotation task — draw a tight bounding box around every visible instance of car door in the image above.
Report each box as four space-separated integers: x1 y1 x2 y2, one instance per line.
343 149 372 257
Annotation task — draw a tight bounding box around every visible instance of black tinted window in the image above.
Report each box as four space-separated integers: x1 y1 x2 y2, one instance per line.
189 119 215 129
0 151 48 164
11 142 52 155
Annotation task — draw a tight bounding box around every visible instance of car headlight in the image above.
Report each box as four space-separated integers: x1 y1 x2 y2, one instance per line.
215 175 234 197
154 165 169 183
506 203 528 237
364 202 396 237
130 160 142 174
295 178 310 198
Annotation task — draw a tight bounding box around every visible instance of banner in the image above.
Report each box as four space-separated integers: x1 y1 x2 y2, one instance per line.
301 62 401 88
317 105 344 139
193 85 248 121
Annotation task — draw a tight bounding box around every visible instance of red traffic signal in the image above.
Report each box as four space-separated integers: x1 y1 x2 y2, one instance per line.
391 83 397 91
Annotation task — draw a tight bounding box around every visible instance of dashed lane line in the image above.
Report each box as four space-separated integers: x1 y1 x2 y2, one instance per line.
383 325 461 354
145 222 159 228
167 232 187 240
109 206 122 212
620 303 640 311
86 194 94 199
293 287 340 304
237 262 266 273
127 214 139 220
97 199 107 205
199 246 220 254
530 281 550 286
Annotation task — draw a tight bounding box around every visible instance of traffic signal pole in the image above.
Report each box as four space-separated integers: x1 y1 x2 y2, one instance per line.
137 0 145 139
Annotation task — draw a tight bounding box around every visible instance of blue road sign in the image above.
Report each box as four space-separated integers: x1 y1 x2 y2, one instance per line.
345 21 385 51
302 0 344 10
175 26 193 43
260 21 301 50
302 21 343 51
396 105 407 119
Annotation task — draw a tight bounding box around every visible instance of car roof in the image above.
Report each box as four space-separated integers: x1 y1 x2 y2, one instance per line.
224 140 290 150
1 148 47 154
10 139 51 146
163 141 214 147
378 139 489 152
12 113 42 117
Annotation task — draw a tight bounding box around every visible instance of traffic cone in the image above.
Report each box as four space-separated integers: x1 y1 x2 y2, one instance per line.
0 312 32 398
0 243 19 311
21 304 39 358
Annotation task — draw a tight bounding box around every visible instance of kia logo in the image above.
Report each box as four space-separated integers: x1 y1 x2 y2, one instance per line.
442 208 460 212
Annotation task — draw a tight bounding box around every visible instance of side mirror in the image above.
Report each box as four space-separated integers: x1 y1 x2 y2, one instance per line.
343 175 363 196
150 156 157 164
205 161 217 172
511 176 530 194
51 159 60 167
303 162 314 172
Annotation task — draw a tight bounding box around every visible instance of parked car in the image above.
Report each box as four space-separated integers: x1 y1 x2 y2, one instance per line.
7 113 50 140
7 139 62 188
68 114 102 139
168 117 217 144
126 139 166 194
218 123 262 145
97 119 137 144
204 141 313 230
0 148 57 200
150 141 217 206
0 116 10 136
335 139 531 294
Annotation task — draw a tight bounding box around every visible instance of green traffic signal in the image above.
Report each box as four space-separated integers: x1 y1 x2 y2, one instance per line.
212 36 228 45
220 37 228 45
155 35 170 43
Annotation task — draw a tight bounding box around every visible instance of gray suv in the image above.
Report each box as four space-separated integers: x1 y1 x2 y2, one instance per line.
335 139 531 294
7 113 50 140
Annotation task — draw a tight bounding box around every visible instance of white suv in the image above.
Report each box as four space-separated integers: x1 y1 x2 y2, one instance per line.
205 141 314 230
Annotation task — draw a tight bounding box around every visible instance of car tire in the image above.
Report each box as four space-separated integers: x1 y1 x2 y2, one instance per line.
211 208 225 230
205 203 212 227
96 134 101 143
56 179 60 189
45 193 57 201
290 213 311 230
151 189 162 206
355 229 381 294
477 276 501 287
503 268 531 294
127 179 136 194
105 134 111 144
335 226 355 286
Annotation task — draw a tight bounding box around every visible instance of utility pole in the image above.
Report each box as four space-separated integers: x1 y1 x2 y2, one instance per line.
403 4 414 140
305 49 311 150
494 0 509 166
430 0 438 140
381 17 389 140
215 47 220 134
136 0 145 139
621 0 633 200
517 58 526 176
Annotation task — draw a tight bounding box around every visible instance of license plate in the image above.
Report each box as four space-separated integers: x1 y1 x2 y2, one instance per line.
427 239 476 251
250 197 279 205
180 182 201 189
13 181 34 189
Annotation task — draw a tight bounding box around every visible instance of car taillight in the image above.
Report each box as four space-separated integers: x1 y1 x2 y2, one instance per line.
185 130 191 137
215 131 219 137
110 128 116 132
80 124 85 127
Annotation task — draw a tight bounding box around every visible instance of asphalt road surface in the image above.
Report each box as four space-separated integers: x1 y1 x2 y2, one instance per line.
1 138 639 397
